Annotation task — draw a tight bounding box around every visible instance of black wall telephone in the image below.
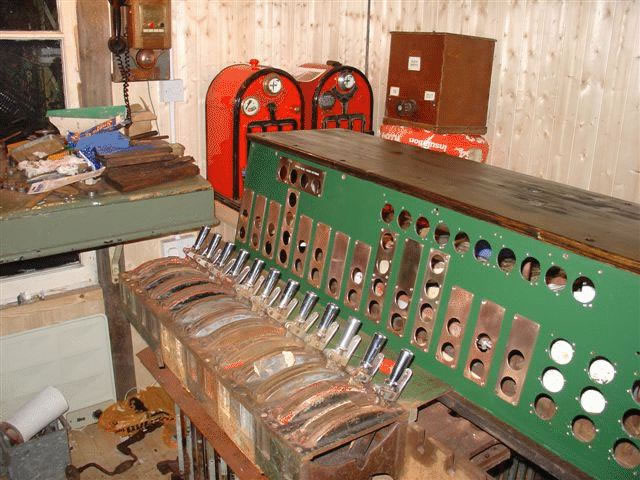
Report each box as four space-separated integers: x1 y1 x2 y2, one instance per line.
107 0 172 124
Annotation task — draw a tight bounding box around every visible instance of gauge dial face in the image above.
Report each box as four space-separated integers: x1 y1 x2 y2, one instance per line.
338 72 356 90
264 75 283 95
242 97 260 116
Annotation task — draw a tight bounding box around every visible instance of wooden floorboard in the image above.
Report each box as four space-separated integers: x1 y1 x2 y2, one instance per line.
69 423 174 479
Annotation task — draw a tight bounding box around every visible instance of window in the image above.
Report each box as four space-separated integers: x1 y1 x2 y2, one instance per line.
0 252 98 306
0 1 59 31
0 39 65 135
0 0 78 138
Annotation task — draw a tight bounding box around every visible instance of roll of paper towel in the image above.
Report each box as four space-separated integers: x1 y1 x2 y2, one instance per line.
3 386 69 443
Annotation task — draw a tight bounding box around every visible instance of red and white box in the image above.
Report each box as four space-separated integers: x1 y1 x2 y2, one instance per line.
380 123 489 163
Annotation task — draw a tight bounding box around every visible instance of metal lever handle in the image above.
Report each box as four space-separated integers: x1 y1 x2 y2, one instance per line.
317 303 340 333
388 349 414 388
244 259 265 287
229 249 250 277
338 317 361 352
361 333 387 370
215 242 235 267
297 292 319 322
278 279 299 309
193 226 211 251
203 233 222 259
260 268 280 299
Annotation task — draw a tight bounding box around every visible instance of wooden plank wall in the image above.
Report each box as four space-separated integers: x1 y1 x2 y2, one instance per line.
116 0 639 203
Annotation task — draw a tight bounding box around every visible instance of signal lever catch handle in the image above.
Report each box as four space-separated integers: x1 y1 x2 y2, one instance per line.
375 348 414 402
305 303 340 350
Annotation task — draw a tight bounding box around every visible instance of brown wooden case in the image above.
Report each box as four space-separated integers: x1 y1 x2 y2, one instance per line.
383 32 496 134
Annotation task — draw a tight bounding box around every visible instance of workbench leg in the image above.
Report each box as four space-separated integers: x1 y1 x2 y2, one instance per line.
97 247 136 400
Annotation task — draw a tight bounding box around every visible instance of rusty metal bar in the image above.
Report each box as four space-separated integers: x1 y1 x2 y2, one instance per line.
176 402 185 475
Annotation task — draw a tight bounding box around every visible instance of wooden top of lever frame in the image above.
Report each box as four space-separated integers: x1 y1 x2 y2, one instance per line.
249 129 640 274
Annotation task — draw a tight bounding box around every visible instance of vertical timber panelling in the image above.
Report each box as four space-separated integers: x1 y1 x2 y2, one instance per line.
566 1 615 192
173 0 200 163
527 0 566 179
593 0 639 201
506 0 545 175
488 0 526 170
546 2 593 185
367 0 414 132
154 0 638 203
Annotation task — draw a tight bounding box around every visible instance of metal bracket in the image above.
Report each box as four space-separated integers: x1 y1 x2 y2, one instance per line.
110 244 124 284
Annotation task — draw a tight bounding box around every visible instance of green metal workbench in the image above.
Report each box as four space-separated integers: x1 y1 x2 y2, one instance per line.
0 176 215 264
0 175 216 398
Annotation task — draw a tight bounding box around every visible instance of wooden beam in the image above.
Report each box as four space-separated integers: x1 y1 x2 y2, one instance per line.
97 247 136 400
76 0 113 107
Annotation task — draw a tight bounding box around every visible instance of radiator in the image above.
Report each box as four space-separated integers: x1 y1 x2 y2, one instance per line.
0 314 116 429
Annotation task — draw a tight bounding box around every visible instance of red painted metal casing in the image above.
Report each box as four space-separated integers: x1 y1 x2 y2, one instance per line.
295 62 374 134
206 60 304 204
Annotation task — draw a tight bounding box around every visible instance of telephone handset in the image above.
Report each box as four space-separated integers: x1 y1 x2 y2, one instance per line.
108 0 132 124
108 0 128 55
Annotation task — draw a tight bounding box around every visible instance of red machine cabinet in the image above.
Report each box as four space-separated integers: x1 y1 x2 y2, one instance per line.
295 62 373 134
205 59 304 204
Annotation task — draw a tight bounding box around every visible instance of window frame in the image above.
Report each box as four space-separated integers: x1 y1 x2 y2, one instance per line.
0 0 80 109
0 1 96 305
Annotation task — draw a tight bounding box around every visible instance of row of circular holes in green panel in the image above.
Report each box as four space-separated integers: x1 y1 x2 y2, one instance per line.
381 203 597 304
532 339 640 469
278 163 322 195
433 316 640 468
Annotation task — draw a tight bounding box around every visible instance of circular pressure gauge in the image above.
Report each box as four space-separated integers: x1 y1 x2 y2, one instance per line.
337 72 356 91
242 97 260 116
263 75 283 95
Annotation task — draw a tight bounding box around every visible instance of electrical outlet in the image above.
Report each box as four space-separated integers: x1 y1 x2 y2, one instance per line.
66 400 114 430
162 234 196 258
160 79 185 102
